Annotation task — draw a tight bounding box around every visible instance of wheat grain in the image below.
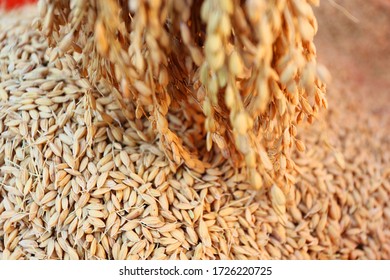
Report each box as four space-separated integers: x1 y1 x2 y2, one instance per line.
0 3 389 261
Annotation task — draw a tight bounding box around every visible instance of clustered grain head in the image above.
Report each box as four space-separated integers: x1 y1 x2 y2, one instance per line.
36 0 328 193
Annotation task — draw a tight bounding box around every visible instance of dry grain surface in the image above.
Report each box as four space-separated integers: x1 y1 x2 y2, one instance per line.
0 5 389 260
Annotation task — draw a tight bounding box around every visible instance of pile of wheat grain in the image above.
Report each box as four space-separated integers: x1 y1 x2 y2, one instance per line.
37 0 329 191
0 7 389 260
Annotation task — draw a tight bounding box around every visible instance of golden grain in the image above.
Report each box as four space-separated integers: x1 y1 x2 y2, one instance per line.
0 3 388 261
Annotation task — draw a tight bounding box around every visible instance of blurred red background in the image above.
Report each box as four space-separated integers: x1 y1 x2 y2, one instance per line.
1 0 36 10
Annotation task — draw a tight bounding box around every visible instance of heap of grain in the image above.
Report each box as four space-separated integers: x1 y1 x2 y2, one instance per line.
38 0 329 193
1 4 390 260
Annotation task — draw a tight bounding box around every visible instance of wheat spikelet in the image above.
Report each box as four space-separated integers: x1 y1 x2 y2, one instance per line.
36 0 328 195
